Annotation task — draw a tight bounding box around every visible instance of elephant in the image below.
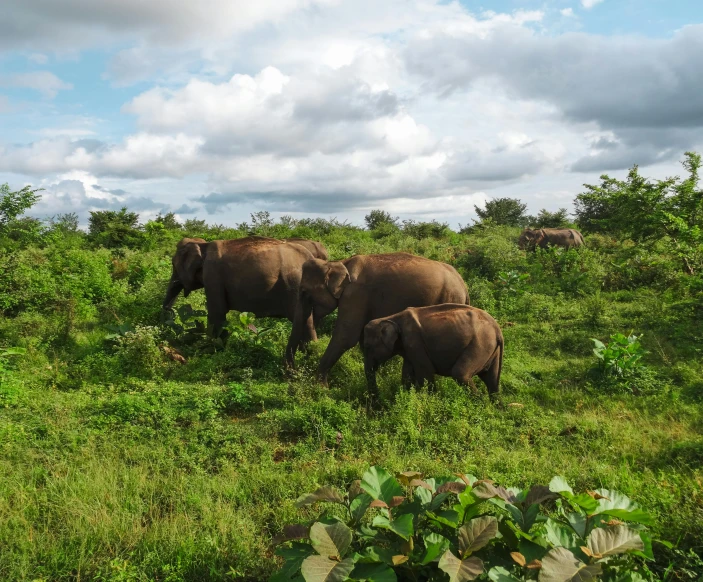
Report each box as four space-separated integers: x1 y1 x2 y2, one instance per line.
363 304 503 399
162 236 318 343
282 238 329 260
285 252 470 384
518 228 584 250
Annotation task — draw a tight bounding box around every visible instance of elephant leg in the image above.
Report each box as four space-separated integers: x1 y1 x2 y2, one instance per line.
450 342 487 393
401 358 414 389
205 288 228 340
318 320 364 386
477 345 502 400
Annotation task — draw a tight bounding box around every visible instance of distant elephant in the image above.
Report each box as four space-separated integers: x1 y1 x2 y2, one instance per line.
363 304 503 399
518 228 584 250
162 237 318 343
285 253 470 384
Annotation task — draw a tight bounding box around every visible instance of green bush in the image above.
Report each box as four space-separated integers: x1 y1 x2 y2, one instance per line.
272 466 665 581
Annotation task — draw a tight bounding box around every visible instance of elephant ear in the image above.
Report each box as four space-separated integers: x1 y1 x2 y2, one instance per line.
380 320 400 351
176 241 206 294
325 263 351 299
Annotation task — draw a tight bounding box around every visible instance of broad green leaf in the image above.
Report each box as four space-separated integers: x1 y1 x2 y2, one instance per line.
350 493 373 523
566 513 587 539
301 556 355 582
570 494 598 515
458 516 499 556
427 509 460 528
430 492 451 511
488 566 521 582
545 519 582 549
593 489 637 513
309 522 352 559
415 486 432 506
587 526 644 557
272 543 316 582
457 489 480 508
350 562 397 582
538 548 602 582
548 477 574 497
361 467 403 504
296 487 345 507
371 513 413 540
420 532 450 565
595 508 654 526
523 503 541 532
438 550 484 582
519 539 548 563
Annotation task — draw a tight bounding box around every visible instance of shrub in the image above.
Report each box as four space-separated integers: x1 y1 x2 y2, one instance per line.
272 466 664 581
456 225 525 279
113 325 165 379
592 333 647 378
474 197 528 227
365 210 399 230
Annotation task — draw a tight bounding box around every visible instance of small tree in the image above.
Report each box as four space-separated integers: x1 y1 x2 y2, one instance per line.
364 209 398 230
154 212 182 230
474 197 528 227
531 208 570 228
0 184 43 230
88 207 143 249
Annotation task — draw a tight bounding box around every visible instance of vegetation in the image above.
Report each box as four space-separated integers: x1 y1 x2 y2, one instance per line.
0 154 701 581
273 466 666 581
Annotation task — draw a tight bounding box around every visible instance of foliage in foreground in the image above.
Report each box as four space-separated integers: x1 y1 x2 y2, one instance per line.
273 467 664 582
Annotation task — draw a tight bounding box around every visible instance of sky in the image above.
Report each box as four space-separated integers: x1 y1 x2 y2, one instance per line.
1 0 702 228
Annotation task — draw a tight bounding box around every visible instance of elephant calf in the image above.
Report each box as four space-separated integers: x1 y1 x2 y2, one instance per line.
363 304 503 398
518 228 584 250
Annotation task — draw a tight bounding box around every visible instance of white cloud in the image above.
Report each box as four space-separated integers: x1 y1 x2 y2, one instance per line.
0 71 72 98
560 8 575 17
581 0 605 8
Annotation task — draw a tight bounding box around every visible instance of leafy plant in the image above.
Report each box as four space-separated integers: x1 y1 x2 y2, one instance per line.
226 312 275 350
271 467 664 581
163 303 208 343
592 333 647 377
497 271 530 297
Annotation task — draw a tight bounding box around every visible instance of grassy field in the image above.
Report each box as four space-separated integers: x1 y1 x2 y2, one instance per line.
0 219 702 581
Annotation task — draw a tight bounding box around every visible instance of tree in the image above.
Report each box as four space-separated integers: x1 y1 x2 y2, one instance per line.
154 212 182 230
88 207 144 249
474 198 528 227
530 208 570 228
0 184 43 230
365 209 398 230
575 152 703 274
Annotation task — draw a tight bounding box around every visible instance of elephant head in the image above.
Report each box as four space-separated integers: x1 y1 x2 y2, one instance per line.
362 318 401 395
518 228 544 250
162 238 207 311
300 259 352 314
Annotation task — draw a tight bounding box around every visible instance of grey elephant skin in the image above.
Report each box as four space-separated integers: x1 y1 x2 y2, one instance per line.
518 228 584 249
285 253 469 383
363 304 503 398
162 236 323 342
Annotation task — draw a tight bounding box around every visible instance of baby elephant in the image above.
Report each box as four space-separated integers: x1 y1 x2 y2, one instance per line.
363 304 503 399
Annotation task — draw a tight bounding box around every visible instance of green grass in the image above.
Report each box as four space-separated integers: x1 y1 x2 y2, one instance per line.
0 224 702 580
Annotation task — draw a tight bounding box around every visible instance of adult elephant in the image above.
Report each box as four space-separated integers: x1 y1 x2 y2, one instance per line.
518 228 584 250
285 253 469 384
363 304 503 399
282 238 329 260
162 237 317 343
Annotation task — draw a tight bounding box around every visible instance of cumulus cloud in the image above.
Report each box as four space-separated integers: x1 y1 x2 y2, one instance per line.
581 0 605 8
0 71 72 97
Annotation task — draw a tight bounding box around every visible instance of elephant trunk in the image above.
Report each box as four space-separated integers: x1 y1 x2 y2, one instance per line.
285 294 314 367
364 353 380 398
162 273 184 312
